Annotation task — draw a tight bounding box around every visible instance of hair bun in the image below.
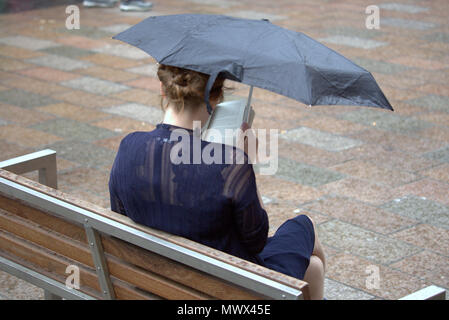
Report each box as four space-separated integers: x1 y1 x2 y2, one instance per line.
173 73 190 87
157 64 226 112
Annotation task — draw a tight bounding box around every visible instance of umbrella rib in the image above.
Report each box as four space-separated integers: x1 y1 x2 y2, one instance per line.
282 30 311 105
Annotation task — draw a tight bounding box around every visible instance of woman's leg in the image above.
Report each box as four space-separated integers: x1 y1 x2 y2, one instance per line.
304 255 325 300
303 215 326 300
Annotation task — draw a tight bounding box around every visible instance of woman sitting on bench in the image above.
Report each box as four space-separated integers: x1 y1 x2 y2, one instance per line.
108 64 326 300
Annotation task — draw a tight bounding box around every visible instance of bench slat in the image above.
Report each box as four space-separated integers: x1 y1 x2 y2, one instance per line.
0 229 160 300
0 208 211 300
102 235 262 300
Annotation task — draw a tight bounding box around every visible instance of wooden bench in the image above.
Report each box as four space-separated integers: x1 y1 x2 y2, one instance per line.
0 149 311 300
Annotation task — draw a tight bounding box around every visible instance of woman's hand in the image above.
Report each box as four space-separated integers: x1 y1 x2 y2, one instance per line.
240 122 258 164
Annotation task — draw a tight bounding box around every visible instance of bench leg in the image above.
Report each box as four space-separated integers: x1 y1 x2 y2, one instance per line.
44 290 62 300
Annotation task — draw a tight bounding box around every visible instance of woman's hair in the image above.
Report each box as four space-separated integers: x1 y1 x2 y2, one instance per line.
157 64 226 113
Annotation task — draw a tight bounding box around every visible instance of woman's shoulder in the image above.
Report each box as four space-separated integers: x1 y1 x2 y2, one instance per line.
117 130 156 151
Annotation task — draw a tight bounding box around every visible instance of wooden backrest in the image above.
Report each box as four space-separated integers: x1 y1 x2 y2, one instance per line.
0 169 309 300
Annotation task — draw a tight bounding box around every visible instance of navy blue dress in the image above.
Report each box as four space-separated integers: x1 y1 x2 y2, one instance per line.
109 123 315 280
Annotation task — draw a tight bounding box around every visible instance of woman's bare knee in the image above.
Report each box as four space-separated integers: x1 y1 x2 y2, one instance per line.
303 214 326 270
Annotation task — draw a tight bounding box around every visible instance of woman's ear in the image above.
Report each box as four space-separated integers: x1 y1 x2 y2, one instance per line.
160 82 165 96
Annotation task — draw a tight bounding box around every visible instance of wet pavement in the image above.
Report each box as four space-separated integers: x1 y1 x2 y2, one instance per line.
0 0 448 300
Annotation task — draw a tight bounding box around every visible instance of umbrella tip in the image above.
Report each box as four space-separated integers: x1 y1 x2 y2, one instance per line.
261 18 270 22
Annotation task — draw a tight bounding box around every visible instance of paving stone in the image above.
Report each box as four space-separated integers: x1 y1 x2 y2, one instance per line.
390 250 449 288
123 77 161 92
319 36 387 49
320 177 395 205
92 117 155 134
0 56 33 71
389 56 449 71
81 53 143 69
379 3 428 14
281 126 363 152
423 32 449 44
417 83 449 97
51 90 120 109
424 147 449 163
277 138 351 168
18 66 80 82
392 179 449 206
324 278 375 300
275 157 345 187
336 108 433 134
188 0 239 8
110 88 160 107
304 197 417 234
381 18 437 30
92 44 149 60
318 220 422 265
0 88 58 108
381 195 449 230
95 134 127 151
77 66 139 82
0 119 7 126
418 164 449 184
229 10 287 21
37 103 109 122
46 139 116 168
55 35 108 50
0 271 44 300
0 44 44 59
57 167 110 196
326 253 429 300
0 35 60 50
406 95 449 112
127 63 158 77
0 125 62 148
330 159 418 187
0 103 55 125
61 76 129 95
0 139 33 162
351 57 409 74
104 103 164 125
255 173 325 204
26 54 93 71
99 24 133 34
349 128 446 155
31 118 118 143
40 46 93 59
359 148 437 172
56 26 113 39
325 26 384 39
391 224 449 257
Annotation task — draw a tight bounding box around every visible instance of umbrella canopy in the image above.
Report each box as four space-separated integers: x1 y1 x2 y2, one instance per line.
113 13 393 113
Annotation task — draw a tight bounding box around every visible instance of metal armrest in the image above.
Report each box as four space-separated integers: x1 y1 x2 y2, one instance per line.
0 149 57 189
399 285 446 300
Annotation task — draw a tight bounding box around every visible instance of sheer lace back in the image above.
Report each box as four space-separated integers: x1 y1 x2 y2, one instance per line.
109 123 268 263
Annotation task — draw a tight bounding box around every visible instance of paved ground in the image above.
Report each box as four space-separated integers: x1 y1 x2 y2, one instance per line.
0 0 448 300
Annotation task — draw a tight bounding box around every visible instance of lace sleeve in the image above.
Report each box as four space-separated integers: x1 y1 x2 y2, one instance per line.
109 137 129 216
226 159 268 254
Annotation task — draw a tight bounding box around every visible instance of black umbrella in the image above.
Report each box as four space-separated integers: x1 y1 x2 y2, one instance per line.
113 13 393 114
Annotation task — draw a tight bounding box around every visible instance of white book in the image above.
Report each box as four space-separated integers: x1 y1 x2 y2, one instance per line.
201 99 255 146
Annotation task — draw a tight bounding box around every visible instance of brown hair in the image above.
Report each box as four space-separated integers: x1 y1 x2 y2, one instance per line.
157 64 226 113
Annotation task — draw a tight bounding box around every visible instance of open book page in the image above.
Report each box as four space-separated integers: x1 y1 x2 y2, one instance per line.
202 99 255 146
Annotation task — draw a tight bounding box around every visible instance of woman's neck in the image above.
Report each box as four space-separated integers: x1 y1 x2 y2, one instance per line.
162 103 212 130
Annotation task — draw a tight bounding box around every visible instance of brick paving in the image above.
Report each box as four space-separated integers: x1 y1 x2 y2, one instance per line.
0 0 448 300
